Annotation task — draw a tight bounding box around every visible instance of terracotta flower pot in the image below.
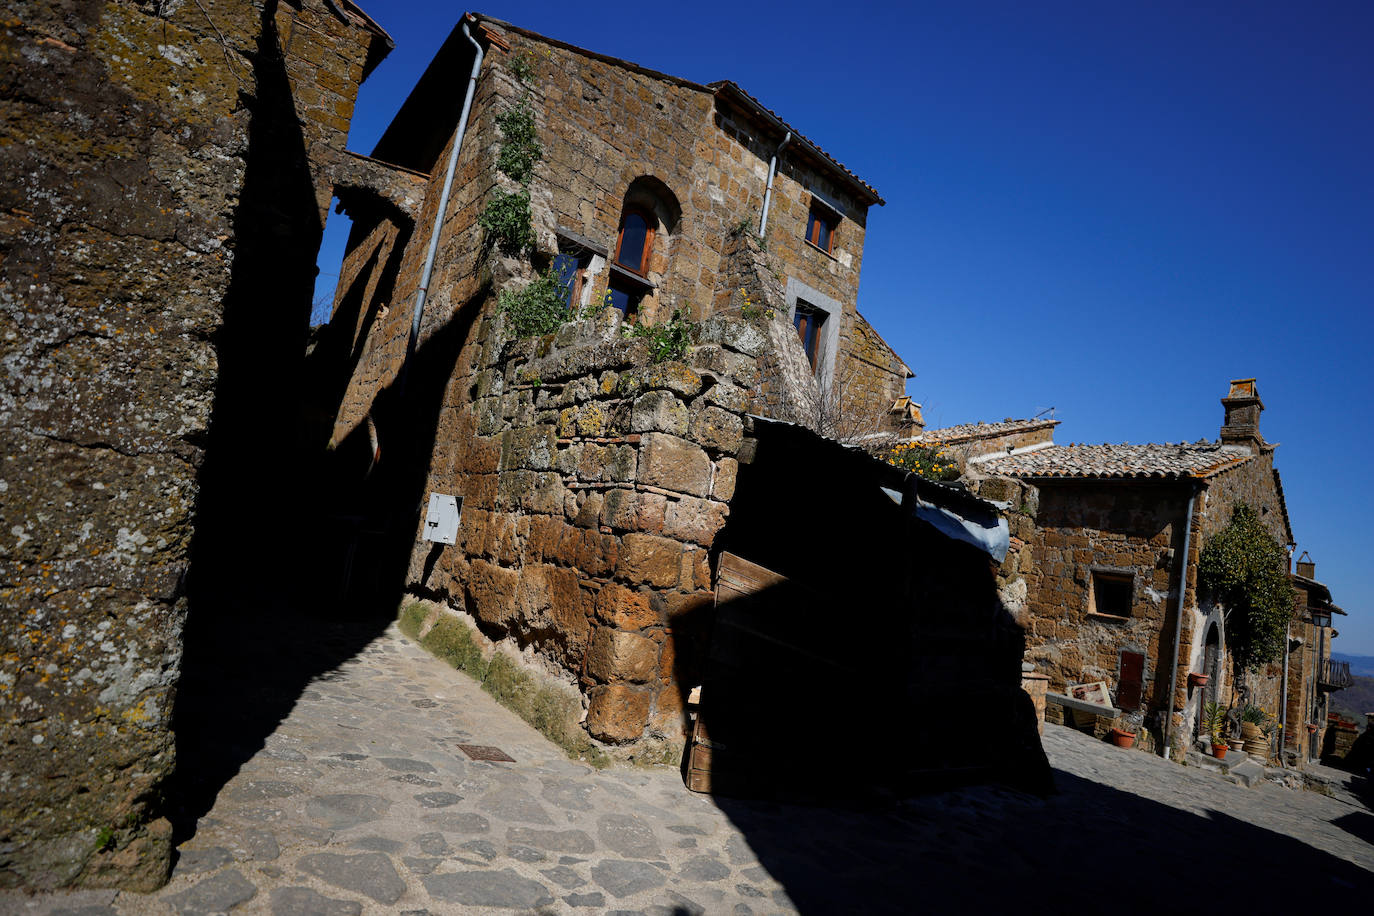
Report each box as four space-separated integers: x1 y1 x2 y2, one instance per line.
1109 728 1135 749
1241 722 1262 740
1228 738 1245 751
1188 673 1210 688
1212 743 1228 760
1306 723 1319 734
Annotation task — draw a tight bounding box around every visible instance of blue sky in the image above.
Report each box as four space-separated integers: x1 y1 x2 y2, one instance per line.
314 1 1374 653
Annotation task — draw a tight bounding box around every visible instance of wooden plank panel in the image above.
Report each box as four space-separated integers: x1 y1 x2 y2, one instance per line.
1117 650 1144 712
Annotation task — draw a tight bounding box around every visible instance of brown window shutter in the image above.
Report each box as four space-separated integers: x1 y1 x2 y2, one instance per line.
1117 651 1144 712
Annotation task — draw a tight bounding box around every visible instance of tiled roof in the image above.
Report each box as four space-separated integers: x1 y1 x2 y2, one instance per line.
341 1 394 44
916 418 1058 446
978 441 1254 480
709 81 885 205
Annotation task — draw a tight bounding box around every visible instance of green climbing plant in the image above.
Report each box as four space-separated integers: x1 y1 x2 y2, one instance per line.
479 187 534 255
499 265 571 337
494 97 542 184
480 80 543 253
625 308 693 363
1197 503 1295 669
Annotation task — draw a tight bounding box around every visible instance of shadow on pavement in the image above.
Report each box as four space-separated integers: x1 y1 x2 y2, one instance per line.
167 606 390 849
712 768 1373 912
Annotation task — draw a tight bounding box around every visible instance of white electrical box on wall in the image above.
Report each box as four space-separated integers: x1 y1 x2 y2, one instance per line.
423 493 461 545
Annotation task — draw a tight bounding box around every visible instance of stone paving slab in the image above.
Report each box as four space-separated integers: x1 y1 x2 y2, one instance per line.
6 622 1373 913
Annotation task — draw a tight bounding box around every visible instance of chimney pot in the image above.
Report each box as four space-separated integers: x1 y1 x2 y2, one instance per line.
1219 377 1264 450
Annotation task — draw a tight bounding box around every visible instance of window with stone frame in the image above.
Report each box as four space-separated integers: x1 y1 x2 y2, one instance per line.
804 201 837 254
1089 571 1135 619
793 301 826 372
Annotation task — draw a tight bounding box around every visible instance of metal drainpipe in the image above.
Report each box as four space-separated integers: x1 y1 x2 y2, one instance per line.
1161 485 1199 759
403 19 484 385
1279 618 1291 767
758 131 790 237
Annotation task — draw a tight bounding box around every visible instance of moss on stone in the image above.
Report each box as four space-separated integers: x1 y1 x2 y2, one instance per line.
397 602 609 768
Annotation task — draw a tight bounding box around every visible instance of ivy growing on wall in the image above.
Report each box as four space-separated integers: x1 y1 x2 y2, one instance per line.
1198 503 1295 668
480 51 542 254
495 98 542 184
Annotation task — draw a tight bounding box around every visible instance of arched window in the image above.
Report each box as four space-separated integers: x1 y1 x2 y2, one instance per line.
615 207 654 275
607 178 680 320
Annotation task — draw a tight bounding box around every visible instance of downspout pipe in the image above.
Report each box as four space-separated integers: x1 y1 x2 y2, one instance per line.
404 19 484 384
1280 618 1291 767
1161 485 1199 759
758 130 791 237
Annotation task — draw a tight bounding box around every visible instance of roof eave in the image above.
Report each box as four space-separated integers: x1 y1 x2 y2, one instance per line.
710 81 885 207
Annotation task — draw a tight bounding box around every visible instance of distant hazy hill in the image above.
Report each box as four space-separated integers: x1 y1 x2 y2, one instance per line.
1330 676 1374 731
1332 652 1374 678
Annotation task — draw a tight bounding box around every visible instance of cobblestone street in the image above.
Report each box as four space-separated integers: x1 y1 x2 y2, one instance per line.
7 615 1373 914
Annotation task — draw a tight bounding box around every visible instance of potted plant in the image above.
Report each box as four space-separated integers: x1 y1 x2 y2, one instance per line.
1109 727 1136 749
1240 704 1266 739
1204 701 1228 759
1188 672 1210 689
1241 706 1270 757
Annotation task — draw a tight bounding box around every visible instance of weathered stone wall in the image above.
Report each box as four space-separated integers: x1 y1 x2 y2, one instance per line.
1197 448 1288 545
0 0 265 890
330 15 897 447
408 299 767 751
0 0 380 890
837 311 909 432
1017 481 1194 738
274 0 388 224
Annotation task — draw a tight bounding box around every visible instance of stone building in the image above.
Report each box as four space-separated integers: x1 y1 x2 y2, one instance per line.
967 380 1342 759
1 0 391 891
1288 555 1350 763
313 11 1040 779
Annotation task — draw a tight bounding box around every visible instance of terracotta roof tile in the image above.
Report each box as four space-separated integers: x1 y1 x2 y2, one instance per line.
978 441 1254 480
915 418 1059 446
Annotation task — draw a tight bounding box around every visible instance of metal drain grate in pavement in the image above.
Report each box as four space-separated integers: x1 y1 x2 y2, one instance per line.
458 744 516 762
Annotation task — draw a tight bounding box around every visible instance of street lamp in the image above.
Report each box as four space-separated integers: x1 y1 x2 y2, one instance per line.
1309 608 1331 630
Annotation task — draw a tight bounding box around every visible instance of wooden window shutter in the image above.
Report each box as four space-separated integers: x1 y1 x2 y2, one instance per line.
1117 650 1145 712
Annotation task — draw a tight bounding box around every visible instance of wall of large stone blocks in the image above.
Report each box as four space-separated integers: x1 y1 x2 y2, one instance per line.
408 300 772 750
936 425 1058 465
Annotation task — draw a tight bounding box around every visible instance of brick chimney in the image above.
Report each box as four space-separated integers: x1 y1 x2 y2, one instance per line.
1295 550 1315 579
1220 378 1264 450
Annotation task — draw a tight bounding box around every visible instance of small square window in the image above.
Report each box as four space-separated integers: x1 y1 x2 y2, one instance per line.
1090 572 1134 619
805 205 836 254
